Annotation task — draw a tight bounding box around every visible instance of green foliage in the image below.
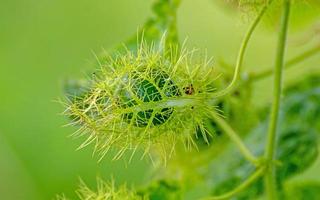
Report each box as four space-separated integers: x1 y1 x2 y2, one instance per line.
123 0 181 51
283 76 320 132
206 76 320 199
137 180 182 200
284 182 320 200
276 127 318 182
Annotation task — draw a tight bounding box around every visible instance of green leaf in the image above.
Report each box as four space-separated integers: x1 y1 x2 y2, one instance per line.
276 126 318 182
137 180 182 200
275 75 320 184
283 75 320 133
284 182 320 200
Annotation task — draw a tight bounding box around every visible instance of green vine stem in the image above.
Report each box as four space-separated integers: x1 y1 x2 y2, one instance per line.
264 1 291 200
210 111 258 165
251 44 320 81
207 0 275 166
212 0 273 98
203 167 266 200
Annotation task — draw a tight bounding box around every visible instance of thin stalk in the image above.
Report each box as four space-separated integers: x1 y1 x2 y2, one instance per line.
204 167 266 200
264 1 291 200
251 44 320 80
210 111 258 165
212 0 273 98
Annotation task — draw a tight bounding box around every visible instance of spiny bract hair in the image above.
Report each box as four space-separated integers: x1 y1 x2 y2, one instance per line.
64 39 219 162
56 178 141 200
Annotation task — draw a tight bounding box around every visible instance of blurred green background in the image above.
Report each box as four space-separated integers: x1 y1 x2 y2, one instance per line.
0 0 319 199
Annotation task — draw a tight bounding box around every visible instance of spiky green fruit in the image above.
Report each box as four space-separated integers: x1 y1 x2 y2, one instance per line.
64 41 218 161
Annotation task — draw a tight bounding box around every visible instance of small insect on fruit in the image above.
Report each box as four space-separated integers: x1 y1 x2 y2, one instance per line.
183 84 195 95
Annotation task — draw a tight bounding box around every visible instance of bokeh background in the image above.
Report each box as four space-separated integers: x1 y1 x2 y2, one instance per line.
0 0 319 199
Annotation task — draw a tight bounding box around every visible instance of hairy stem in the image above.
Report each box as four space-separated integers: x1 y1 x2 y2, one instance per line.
204 167 266 200
251 44 320 81
210 111 258 165
212 0 273 98
264 1 291 200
